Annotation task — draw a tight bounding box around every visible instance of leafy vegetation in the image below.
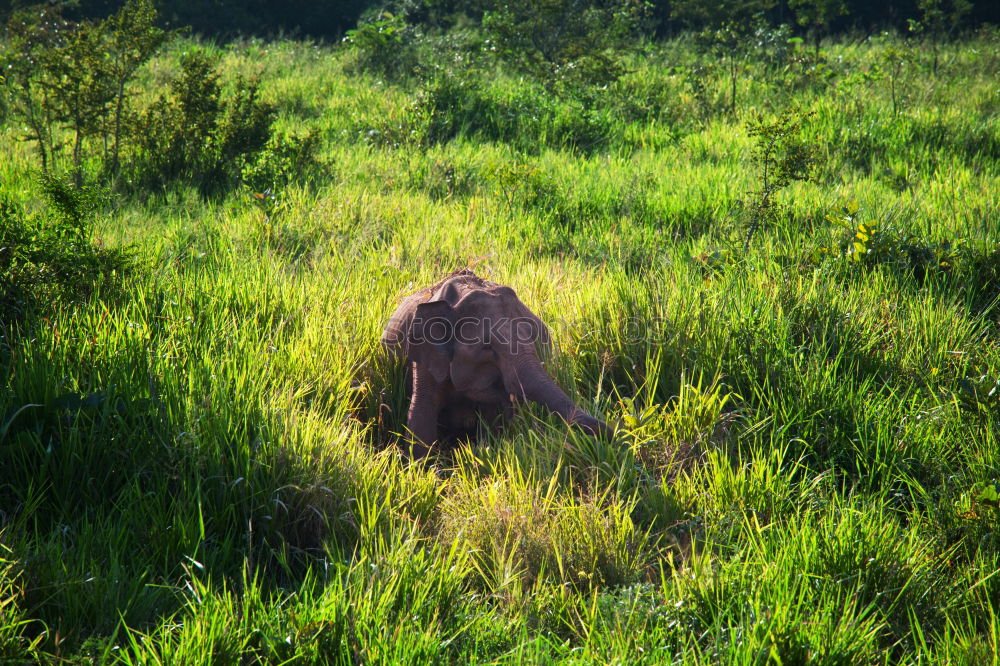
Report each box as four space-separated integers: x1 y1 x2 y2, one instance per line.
0 174 132 336
127 51 277 194
1 1 308 196
1 5 999 664
1 0 167 181
481 0 646 87
742 106 819 249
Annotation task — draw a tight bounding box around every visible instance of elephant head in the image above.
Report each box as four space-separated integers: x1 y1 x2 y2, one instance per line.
383 270 611 454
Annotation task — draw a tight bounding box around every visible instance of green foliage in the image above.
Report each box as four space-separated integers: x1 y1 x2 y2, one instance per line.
1 1 169 180
366 70 614 153
1 30 1000 665
742 107 818 249
693 15 774 115
3 6 105 176
881 41 913 116
345 1 653 119
103 0 169 172
789 0 849 54
955 374 1000 416
908 0 974 75
824 201 926 268
680 63 717 119
812 201 1000 304
3 0 996 40
241 131 321 194
911 0 975 40
780 34 839 90
129 52 277 195
482 0 649 88
671 0 776 27
343 11 417 79
489 162 548 213
0 174 132 331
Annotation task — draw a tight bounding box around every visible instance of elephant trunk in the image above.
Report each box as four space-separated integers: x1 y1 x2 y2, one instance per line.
505 356 612 438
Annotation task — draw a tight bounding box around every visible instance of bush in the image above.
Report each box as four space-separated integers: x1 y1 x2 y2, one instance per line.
343 11 419 79
1 2 301 197
482 0 649 86
365 70 614 153
241 131 322 194
127 52 277 195
0 174 132 333
343 1 650 99
742 107 819 249
809 202 1000 313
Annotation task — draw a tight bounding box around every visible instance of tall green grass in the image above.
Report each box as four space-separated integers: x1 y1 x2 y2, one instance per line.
1 31 998 662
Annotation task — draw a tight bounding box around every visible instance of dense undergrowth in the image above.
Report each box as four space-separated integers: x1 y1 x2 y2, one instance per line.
1 19 999 664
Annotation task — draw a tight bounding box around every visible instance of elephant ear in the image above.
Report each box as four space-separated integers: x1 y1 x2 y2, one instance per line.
409 300 454 383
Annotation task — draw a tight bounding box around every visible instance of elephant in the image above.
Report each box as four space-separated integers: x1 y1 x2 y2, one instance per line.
382 269 612 456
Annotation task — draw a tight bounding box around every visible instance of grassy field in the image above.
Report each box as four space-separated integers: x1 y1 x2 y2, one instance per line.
1 30 1000 663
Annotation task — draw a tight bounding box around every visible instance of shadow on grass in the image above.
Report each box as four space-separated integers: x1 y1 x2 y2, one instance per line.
0 338 365 654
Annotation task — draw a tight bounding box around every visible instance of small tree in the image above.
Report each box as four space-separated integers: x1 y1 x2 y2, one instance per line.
42 20 116 184
743 107 818 250
694 21 758 116
3 6 74 173
909 0 973 76
104 0 168 172
2 1 169 182
343 12 416 79
882 44 912 116
675 0 775 116
788 0 848 57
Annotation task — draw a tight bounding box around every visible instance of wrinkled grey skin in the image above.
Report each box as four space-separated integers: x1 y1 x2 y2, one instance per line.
382 269 612 456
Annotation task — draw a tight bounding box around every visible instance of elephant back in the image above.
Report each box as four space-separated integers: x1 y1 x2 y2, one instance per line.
380 269 506 358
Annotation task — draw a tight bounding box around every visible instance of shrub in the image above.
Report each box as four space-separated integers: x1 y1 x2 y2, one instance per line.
241 131 322 194
788 0 848 55
693 17 772 115
482 0 649 92
809 201 1000 304
3 6 105 177
343 11 418 79
364 70 615 153
3 13 284 197
909 0 974 75
742 107 819 250
102 0 170 172
881 41 913 116
127 52 277 195
0 174 132 333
